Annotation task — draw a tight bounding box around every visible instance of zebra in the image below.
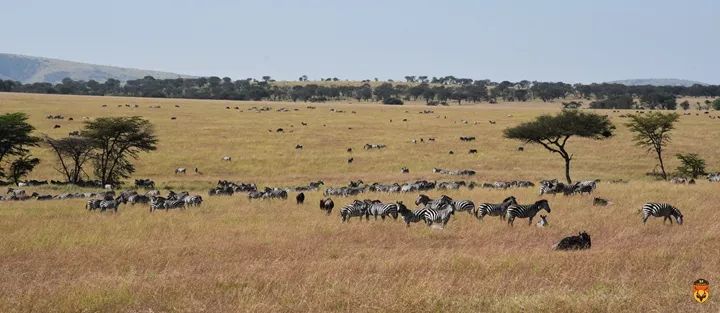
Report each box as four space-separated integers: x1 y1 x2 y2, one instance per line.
127 194 150 205
505 199 551 226
398 205 426 227
184 195 203 207
539 180 565 195
340 200 369 222
319 198 335 215
99 197 123 212
415 194 453 210
367 201 403 220
163 198 186 210
452 199 475 215
475 196 517 220
150 196 167 212
175 168 187 174
86 199 102 211
641 203 683 225
421 204 455 228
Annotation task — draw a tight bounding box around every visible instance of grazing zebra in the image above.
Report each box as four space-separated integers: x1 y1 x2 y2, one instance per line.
553 232 591 250
99 197 123 213
150 196 166 212
506 199 551 226
397 205 426 227
163 198 186 210
641 203 683 225
184 195 203 207
86 199 102 211
536 215 548 227
452 200 475 215
421 204 455 228
175 168 187 175
340 200 368 222
475 196 517 220
367 201 403 220
320 198 335 215
296 192 305 205
539 180 565 195
128 194 150 205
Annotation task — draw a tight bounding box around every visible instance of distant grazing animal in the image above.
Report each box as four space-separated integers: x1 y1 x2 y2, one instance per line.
451 199 475 215
183 195 203 207
475 196 517 220
171 117 177 120
642 203 683 225
401 167 410 173
128 194 150 205
539 179 565 195
469 149 478 154
459 136 475 141
86 199 103 211
276 128 284 132
104 184 113 190
367 200 403 220
448 151 454 155
347 148 353 153
707 173 720 182
536 215 548 227
53 124 61 129
295 144 303 149
320 198 335 215
517 146 524 151
99 196 123 213
415 194 453 210
506 199 551 226
135 179 155 189
347 157 354 163
489 120 496 124
296 192 305 205
670 177 687 184
553 232 591 250
222 156 232 161
175 168 187 174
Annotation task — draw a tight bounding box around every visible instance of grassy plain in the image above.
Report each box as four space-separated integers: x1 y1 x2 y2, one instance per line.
1 92 719 312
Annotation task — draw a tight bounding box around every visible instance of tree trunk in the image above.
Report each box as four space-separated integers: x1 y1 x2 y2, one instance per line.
657 149 667 180
564 157 572 184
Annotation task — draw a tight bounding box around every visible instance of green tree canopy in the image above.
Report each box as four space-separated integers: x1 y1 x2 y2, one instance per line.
504 110 615 183
625 112 679 180
81 116 158 185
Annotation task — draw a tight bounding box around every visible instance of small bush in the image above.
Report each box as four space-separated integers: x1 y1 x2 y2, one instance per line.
675 153 706 178
382 97 404 105
713 98 720 111
679 100 690 110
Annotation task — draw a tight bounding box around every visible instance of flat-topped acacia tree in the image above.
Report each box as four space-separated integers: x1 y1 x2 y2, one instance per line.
504 110 615 184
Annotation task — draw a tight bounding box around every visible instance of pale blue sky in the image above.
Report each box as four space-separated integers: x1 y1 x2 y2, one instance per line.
2 0 718 83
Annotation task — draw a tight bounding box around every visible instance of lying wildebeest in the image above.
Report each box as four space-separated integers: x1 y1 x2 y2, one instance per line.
553 231 591 251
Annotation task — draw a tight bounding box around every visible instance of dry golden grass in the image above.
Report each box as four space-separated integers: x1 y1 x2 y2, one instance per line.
1 92 720 312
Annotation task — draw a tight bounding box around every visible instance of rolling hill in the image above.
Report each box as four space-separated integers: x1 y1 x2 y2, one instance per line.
608 78 707 87
0 53 193 83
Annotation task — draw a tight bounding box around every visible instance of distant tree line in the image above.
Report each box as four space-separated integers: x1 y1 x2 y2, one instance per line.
1 76 719 108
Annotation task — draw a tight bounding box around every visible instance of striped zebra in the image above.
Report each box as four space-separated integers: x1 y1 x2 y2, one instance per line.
184 195 203 207
452 199 475 215
422 204 455 228
475 196 517 221
415 194 453 210
99 197 123 213
398 205 426 227
367 201 403 220
340 200 369 222
641 203 683 225
506 199 551 226
86 199 103 211
150 196 167 212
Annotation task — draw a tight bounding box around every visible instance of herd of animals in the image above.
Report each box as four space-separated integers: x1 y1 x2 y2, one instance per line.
3 172 705 250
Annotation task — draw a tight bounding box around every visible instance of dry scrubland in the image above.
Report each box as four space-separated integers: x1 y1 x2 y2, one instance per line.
1 92 720 312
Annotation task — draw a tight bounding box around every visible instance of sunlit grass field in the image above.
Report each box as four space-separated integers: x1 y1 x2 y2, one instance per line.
1 92 719 312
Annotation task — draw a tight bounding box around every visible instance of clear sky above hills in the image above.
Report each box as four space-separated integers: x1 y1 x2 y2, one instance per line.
3 0 718 83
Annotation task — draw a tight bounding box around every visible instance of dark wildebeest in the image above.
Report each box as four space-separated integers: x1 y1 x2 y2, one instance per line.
320 198 334 215
296 192 305 205
553 232 591 251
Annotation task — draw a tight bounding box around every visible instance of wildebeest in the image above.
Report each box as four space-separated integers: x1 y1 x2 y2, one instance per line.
175 168 187 175
593 197 609 206
347 157 354 163
295 144 303 149
135 179 155 189
296 192 305 205
553 232 591 251
459 136 475 141
469 149 478 154
347 148 353 153
319 198 334 215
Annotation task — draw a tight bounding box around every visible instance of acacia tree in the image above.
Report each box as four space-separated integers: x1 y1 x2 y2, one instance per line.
0 113 40 180
82 117 157 185
8 155 40 185
504 110 615 184
626 112 679 180
45 136 95 183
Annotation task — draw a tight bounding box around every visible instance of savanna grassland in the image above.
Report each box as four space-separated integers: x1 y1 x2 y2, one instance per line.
1 92 720 313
